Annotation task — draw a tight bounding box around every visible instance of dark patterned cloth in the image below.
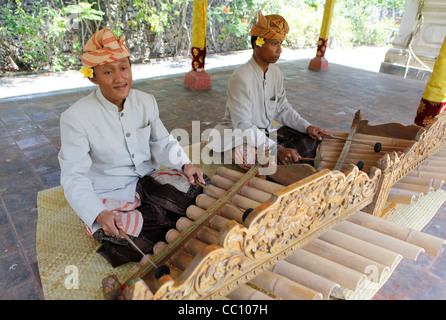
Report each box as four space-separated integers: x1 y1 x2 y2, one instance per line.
94 174 206 267
276 126 321 161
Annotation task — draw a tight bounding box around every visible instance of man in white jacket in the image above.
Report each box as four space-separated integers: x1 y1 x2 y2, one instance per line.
207 13 332 169
58 29 205 266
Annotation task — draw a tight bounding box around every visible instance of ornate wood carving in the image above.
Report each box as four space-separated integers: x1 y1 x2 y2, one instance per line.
113 112 446 300
152 245 254 300
222 165 381 260
139 165 381 300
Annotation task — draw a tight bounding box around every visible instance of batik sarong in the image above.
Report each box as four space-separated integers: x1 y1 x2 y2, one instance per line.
89 169 205 267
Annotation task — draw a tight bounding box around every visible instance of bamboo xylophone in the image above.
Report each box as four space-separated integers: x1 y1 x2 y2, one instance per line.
102 111 446 300
386 147 446 207
104 162 382 299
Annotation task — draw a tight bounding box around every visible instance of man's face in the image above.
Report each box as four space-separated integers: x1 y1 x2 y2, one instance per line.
89 58 132 108
256 38 283 64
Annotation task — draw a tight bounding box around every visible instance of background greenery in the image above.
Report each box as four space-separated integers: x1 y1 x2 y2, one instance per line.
0 0 405 72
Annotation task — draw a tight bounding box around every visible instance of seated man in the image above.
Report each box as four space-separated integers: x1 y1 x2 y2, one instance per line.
58 28 205 267
206 13 332 169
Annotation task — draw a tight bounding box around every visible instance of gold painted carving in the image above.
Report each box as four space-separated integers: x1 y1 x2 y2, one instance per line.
153 245 253 300
378 113 446 175
369 112 446 216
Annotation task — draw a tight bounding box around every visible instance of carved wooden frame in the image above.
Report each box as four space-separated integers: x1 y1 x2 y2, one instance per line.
364 112 446 216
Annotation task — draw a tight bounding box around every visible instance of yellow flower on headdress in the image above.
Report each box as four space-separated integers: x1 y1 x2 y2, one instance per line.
256 37 265 47
81 66 94 78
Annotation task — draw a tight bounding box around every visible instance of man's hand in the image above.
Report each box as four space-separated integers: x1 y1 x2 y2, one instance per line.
277 146 301 165
307 125 333 140
96 210 124 238
183 163 206 185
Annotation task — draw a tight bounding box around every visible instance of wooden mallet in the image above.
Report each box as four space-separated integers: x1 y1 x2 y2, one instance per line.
323 135 382 153
119 229 170 279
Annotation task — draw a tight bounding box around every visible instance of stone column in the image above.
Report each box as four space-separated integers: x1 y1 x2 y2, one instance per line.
308 0 336 71
184 0 212 89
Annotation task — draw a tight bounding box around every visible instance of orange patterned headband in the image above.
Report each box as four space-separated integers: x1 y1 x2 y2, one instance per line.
81 28 130 68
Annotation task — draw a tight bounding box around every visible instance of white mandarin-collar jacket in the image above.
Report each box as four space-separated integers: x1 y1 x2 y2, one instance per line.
58 88 190 229
207 57 311 152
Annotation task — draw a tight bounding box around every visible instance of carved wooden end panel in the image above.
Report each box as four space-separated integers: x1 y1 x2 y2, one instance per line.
368 112 446 216
153 245 254 300
223 165 381 260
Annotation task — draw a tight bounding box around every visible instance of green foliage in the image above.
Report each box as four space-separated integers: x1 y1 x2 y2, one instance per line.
63 2 105 22
273 0 403 49
208 0 284 46
133 0 169 33
281 2 322 49
132 0 189 34
332 0 401 46
0 0 405 72
208 4 248 40
212 0 403 50
372 0 405 10
62 1 105 55
0 0 68 71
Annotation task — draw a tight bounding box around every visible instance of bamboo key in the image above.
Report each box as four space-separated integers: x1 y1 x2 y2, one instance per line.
299 157 376 170
323 136 382 153
125 163 261 287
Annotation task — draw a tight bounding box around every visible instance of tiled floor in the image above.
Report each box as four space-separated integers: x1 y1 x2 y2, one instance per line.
0 57 444 300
